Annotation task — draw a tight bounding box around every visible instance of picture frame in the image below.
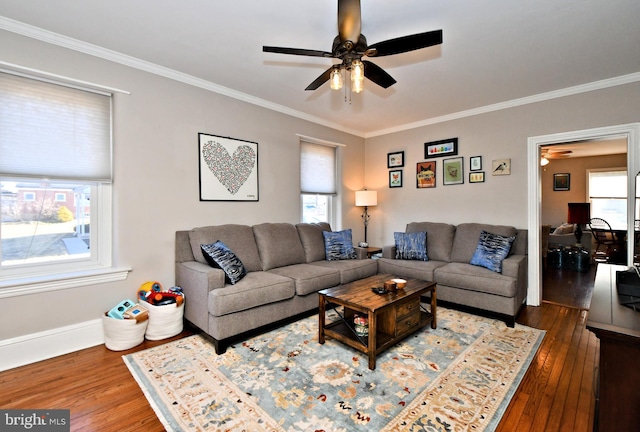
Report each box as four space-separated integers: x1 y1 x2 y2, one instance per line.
389 169 403 188
424 138 458 159
491 158 511 176
470 156 482 171
198 133 259 201
387 151 404 168
469 171 485 183
416 161 436 188
553 173 570 191
443 157 464 185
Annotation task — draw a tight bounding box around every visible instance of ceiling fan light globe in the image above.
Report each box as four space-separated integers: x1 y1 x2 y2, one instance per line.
330 68 343 90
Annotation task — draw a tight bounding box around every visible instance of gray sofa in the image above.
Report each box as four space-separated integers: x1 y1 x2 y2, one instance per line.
175 222 377 353
377 222 528 326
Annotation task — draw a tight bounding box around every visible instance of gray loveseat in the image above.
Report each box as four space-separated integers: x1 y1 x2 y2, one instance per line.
377 222 528 326
175 222 377 353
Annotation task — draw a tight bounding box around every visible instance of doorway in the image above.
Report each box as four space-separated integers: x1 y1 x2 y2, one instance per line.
526 123 640 307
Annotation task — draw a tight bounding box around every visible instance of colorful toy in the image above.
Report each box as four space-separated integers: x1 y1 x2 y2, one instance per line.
138 281 184 306
107 299 136 320
123 304 149 322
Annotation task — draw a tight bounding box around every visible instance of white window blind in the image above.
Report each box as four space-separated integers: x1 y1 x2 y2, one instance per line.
0 72 112 181
300 141 336 195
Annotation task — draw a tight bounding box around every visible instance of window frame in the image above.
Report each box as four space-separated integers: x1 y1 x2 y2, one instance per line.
0 69 129 297
587 167 628 230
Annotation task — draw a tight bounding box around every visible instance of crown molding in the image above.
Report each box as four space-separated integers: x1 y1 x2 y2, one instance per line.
0 16 363 137
2 16 639 140
364 72 640 138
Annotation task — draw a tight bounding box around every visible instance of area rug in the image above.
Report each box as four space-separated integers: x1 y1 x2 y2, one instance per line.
123 307 544 431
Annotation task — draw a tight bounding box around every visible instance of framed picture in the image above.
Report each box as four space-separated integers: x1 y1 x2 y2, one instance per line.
387 151 404 168
416 161 436 188
198 133 259 201
389 169 403 188
424 138 458 159
553 173 570 191
443 157 464 185
469 171 485 183
470 156 482 171
491 158 511 176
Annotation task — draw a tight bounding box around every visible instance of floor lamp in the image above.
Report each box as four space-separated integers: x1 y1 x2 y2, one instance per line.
355 190 377 247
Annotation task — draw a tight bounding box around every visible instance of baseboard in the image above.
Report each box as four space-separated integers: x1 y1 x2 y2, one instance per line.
0 319 104 372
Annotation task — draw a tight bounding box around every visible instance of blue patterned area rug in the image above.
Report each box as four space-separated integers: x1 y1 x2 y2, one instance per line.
123 307 544 431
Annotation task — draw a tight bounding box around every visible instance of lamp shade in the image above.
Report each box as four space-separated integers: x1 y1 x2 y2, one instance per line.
567 203 591 224
355 190 377 207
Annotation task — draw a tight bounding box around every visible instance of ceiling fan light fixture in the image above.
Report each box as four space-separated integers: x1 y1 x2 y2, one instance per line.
330 67 343 90
540 156 550 166
351 59 364 93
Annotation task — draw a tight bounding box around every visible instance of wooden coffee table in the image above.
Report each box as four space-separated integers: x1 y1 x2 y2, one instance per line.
318 273 437 370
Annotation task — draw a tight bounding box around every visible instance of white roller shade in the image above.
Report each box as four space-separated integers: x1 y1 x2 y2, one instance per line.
300 141 336 195
0 72 112 181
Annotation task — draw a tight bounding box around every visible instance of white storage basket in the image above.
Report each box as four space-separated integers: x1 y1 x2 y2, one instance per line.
143 301 184 340
102 314 148 351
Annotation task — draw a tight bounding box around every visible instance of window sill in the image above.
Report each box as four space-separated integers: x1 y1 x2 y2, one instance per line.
0 267 132 299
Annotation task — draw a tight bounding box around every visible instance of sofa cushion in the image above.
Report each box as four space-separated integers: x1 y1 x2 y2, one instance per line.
450 223 517 264
296 222 332 262
208 271 295 317
434 262 517 298
189 224 262 272
552 223 574 234
252 223 306 271
469 230 516 273
323 229 357 260
394 231 428 261
269 263 340 296
377 257 448 282
310 259 378 284
201 240 247 284
406 222 456 262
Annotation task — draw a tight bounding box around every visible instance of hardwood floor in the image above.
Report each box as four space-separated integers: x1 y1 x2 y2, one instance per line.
1 275 599 432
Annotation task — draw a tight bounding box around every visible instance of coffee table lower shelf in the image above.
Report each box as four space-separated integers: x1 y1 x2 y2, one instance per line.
322 309 434 368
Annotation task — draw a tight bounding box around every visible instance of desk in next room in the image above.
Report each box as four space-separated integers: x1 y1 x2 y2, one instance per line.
586 264 640 432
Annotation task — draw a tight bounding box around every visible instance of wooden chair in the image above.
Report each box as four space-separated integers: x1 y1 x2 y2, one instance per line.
588 218 625 263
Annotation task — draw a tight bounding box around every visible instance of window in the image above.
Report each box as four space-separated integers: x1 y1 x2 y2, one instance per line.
0 71 113 285
588 169 627 229
300 140 337 225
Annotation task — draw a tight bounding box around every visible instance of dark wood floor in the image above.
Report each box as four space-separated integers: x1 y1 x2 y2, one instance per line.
0 271 599 432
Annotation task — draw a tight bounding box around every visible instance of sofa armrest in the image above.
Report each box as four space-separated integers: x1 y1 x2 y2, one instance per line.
382 245 396 259
175 261 226 331
502 254 528 303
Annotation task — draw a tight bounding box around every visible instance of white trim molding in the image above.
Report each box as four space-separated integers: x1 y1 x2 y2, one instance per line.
527 123 640 306
0 318 104 372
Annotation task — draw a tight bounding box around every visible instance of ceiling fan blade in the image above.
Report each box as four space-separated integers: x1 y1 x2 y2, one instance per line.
362 60 396 89
338 0 361 43
263 46 333 58
368 30 443 57
305 67 334 91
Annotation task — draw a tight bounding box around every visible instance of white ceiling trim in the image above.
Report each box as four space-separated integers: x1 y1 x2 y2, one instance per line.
2 15 640 140
365 72 640 138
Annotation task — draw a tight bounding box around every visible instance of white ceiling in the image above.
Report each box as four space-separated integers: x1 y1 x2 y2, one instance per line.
1 0 639 137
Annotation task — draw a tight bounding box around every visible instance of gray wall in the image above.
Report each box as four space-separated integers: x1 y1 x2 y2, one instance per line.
364 84 640 248
0 30 365 340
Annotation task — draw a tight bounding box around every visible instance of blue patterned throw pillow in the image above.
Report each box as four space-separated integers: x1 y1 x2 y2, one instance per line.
394 231 428 261
470 230 516 273
323 229 357 260
201 240 247 284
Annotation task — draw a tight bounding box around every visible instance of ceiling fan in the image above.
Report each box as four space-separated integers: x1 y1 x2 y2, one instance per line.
262 0 443 92
541 148 573 159
540 148 572 166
